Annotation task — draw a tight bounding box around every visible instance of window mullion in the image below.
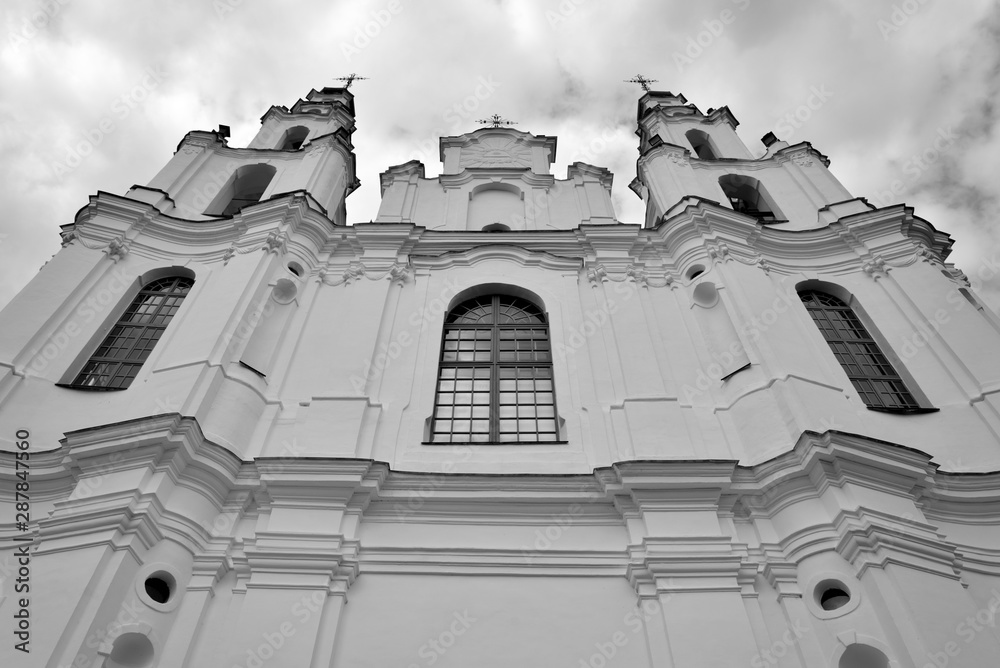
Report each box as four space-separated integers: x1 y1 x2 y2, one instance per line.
489 299 500 443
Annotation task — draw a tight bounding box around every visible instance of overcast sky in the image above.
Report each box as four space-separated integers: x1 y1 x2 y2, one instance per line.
1 0 999 313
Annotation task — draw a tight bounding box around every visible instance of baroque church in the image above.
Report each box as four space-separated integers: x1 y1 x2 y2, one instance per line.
1 83 1000 668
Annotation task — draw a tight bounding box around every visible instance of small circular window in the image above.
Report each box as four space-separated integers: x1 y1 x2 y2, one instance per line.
819 586 851 611
144 575 173 605
143 572 175 605
813 578 854 614
135 564 183 611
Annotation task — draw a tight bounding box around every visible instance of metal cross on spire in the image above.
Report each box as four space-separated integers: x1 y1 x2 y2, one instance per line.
335 73 369 89
476 114 517 128
624 74 658 92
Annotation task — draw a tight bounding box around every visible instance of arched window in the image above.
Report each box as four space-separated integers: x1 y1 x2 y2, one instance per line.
278 125 309 150
719 174 782 222
686 129 719 160
204 164 277 217
800 290 919 409
70 276 193 390
431 294 558 443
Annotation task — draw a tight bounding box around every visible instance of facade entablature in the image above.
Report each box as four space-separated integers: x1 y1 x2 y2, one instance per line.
64 191 345 266
409 244 583 273
647 197 953 277
749 205 953 268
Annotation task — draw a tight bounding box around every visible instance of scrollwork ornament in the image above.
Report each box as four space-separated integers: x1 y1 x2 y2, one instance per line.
262 230 287 255
861 255 889 279
389 264 412 285
104 237 130 263
60 229 78 247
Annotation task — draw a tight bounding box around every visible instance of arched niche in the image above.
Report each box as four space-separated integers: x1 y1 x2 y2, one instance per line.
719 174 784 223
467 183 525 231
205 164 277 217
838 644 890 668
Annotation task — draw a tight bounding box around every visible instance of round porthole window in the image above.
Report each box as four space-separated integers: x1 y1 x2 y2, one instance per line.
819 585 851 611
810 577 858 617
135 564 183 611
143 574 174 605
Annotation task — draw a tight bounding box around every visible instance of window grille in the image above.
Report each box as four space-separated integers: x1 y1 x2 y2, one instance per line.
70 276 193 390
800 290 919 409
431 295 558 443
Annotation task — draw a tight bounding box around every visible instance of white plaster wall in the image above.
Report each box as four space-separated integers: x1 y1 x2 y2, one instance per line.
329 575 652 668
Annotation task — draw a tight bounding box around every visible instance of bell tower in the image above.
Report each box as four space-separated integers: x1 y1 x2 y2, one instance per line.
630 90 859 230
131 87 359 225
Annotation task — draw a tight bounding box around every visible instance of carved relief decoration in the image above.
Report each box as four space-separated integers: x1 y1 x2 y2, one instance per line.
459 136 532 169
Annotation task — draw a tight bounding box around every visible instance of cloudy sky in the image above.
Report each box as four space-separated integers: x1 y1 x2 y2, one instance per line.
1 0 999 312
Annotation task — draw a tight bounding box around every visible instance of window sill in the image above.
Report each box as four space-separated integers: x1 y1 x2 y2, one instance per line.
54 383 127 391
865 406 939 414
422 441 569 446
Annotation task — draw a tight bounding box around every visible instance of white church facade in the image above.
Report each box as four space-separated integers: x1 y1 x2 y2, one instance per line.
1 86 1000 667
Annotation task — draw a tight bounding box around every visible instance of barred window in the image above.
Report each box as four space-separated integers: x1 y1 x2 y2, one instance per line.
431 295 559 443
800 290 919 410
70 276 193 390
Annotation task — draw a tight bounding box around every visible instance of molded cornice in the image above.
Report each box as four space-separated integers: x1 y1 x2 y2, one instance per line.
66 190 344 265
3 416 997 583
409 243 583 272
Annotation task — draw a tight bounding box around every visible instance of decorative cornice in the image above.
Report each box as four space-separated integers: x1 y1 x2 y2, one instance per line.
582 262 672 288
409 244 582 272
318 261 411 287
4 419 998 588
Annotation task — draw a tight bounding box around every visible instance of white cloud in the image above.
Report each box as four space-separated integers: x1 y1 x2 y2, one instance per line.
1 0 998 314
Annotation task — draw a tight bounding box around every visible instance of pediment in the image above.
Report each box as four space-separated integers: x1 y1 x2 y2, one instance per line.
459 135 533 169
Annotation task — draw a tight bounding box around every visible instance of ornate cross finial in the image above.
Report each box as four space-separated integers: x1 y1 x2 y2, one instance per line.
335 73 369 89
476 114 516 128
624 74 658 92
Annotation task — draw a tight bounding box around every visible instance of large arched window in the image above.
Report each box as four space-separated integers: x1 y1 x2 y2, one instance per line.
431 294 558 443
70 276 193 390
800 290 919 410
